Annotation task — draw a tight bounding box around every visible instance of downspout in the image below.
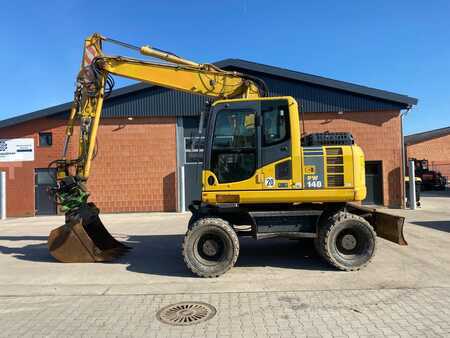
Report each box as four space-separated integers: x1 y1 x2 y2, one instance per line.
400 107 412 209
175 117 184 212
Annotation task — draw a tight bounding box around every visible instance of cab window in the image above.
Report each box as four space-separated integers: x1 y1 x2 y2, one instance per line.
211 109 256 183
262 103 289 146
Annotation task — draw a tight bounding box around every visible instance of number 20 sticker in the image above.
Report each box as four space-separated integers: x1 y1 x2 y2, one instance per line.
265 177 275 187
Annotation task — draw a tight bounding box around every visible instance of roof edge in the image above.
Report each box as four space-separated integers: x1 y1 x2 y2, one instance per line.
217 58 418 107
405 126 450 145
0 58 418 130
0 83 156 130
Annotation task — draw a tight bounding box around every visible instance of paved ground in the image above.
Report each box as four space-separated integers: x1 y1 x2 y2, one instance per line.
0 191 449 337
1 288 449 337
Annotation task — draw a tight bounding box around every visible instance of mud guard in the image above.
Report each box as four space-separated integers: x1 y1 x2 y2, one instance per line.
346 203 407 246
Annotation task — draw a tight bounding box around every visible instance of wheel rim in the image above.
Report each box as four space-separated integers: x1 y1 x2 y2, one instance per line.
336 229 364 256
196 233 226 263
341 234 357 251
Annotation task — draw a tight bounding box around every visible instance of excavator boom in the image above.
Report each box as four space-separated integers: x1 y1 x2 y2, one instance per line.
47 34 265 263
60 34 265 180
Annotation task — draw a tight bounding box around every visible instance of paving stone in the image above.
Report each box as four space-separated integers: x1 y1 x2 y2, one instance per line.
0 288 449 337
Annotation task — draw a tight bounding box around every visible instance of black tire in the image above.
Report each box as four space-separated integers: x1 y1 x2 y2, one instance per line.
314 207 343 258
187 214 199 230
182 217 239 278
318 211 376 271
313 237 323 258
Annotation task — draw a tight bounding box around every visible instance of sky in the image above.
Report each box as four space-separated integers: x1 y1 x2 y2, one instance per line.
0 0 449 135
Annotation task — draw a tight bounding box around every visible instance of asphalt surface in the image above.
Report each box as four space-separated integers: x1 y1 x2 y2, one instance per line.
0 193 449 296
0 191 449 337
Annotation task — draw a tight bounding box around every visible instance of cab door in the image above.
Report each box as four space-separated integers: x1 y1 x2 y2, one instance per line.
260 99 293 190
203 100 263 191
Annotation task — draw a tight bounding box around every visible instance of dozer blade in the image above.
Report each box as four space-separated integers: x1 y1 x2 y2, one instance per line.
347 203 407 246
48 203 130 263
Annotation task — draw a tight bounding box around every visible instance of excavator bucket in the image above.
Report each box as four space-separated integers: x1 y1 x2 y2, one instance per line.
347 203 408 246
48 203 130 263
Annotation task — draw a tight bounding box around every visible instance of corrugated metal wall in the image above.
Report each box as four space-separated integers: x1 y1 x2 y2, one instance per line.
51 67 406 121
102 86 209 118
99 68 405 118
247 71 405 113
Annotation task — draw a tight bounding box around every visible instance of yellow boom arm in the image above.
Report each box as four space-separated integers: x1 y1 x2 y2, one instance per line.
59 33 264 180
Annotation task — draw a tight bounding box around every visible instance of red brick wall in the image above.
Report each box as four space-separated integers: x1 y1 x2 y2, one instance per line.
1 110 403 216
0 116 177 216
407 133 450 178
0 118 69 216
87 117 177 213
304 110 403 207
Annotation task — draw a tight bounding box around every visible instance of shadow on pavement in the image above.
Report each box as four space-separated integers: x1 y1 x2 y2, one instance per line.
421 190 450 198
0 234 333 276
0 236 54 262
123 235 333 277
236 237 331 271
121 234 192 277
410 221 450 233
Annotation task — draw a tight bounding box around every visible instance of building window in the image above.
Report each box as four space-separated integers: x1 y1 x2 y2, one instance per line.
39 132 52 147
185 136 205 164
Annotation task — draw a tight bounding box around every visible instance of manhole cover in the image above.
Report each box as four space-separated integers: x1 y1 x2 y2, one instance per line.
156 302 216 326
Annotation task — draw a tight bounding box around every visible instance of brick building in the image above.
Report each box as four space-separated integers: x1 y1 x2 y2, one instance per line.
0 59 417 217
405 126 450 178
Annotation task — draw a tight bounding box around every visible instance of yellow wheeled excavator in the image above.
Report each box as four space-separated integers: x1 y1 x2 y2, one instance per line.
48 33 407 276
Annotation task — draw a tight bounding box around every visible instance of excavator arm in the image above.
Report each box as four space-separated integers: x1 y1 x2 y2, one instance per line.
52 33 266 211
47 34 266 263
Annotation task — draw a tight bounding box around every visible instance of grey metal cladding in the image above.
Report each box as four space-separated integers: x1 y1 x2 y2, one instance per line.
102 86 209 118
229 69 410 113
404 126 450 145
0 58 418 130
100 74 408 119
217 59 418 106
101 70 411 118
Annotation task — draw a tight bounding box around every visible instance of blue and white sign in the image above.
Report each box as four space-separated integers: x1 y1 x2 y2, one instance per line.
0 138 35 162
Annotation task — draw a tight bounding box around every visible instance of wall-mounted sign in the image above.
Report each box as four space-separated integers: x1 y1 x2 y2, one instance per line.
0 138 35 162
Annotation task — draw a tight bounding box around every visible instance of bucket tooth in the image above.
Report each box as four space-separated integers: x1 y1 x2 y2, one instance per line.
48 203 130 263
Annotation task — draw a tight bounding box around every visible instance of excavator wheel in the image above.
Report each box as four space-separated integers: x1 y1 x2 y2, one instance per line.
313 237 323 258
48 203 130 263
183 217 239 278
314 208 343 259
187 214 200 230
318 211 376 271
